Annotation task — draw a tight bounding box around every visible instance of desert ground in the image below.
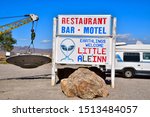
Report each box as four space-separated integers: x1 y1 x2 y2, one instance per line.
0 63 150 100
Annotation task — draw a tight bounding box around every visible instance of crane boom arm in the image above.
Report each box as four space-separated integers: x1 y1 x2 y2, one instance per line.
0 14 38 35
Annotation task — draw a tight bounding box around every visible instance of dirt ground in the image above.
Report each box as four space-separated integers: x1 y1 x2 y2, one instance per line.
0 64 150 100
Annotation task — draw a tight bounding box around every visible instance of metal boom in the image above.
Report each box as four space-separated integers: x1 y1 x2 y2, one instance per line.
0 14 38 35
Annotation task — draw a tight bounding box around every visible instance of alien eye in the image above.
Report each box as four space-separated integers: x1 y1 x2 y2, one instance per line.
61 45 67 51
68 45 75 51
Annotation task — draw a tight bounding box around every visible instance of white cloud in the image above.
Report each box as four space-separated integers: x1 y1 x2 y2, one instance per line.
136 40 143 44
41 39 51 44
116 34 145 44
116 33 131 39
17 38 28 41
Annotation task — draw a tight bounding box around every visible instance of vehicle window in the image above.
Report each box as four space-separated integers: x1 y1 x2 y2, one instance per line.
123 52 140 62
143 53 150 60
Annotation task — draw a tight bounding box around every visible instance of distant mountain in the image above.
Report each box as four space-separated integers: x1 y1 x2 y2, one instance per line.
0 46 52 56
12 46 52 55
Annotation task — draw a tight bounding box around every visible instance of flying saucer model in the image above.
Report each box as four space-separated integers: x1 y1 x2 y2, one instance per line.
6 54 51 68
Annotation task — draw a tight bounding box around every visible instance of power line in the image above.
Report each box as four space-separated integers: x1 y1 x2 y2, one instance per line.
0 15 27 20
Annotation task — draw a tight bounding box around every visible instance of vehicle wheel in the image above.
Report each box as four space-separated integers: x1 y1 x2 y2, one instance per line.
123 69 134 78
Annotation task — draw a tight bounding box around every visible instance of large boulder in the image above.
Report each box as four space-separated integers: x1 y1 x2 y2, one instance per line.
61 68 109 99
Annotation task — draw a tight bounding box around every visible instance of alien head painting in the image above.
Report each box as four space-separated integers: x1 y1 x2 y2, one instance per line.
60 38 75 62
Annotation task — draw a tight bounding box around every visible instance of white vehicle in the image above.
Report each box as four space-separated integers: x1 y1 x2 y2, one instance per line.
107 43 150 78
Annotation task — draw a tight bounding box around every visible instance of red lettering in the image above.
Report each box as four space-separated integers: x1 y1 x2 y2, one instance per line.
97 18 107 24
88 18 92 24
66 18 69 24
93 48 96 54
71 18 74 24
93 56 97 62
78 48 82 54
62 17 66 24
97 48 101 54
87 48 92 54
61 18 70 24
102 56 107 62
98 18 103 24
93 18 97 24
97 56 107 62
84 18 88 24
78 47 88 54
103 18 107 24
62 17 107 25
97 56 101 62
83 47 87 54
102 48 106 55
75 18 78 24
79 18 83 24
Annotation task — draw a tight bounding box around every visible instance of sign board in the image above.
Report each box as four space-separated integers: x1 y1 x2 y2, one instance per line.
52 16 116 88
56 37 112 65
58 15 112 36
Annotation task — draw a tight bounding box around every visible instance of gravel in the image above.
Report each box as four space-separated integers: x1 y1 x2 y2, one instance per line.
0 64 150 100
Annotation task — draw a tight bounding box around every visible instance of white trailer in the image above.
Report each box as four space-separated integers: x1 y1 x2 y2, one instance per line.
107 43 150 78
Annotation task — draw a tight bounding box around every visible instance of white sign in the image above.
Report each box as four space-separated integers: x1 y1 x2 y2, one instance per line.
56 37 112 65
58 15 112 36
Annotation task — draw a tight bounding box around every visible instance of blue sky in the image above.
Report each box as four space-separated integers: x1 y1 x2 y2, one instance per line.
0 0 150 49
